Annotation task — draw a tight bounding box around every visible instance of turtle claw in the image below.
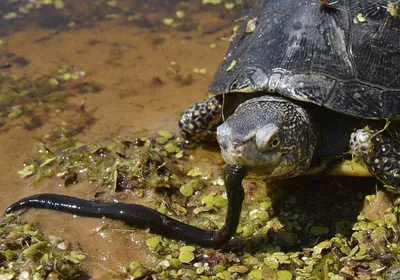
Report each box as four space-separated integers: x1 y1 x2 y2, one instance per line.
350 128 400 189
179 96 223 142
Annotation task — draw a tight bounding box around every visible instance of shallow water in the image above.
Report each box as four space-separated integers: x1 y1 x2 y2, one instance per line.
0 1 249 277
0 1 397 279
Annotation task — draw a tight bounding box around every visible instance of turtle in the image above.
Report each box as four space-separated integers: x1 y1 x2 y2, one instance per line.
179 0 400 188
5 0 400 247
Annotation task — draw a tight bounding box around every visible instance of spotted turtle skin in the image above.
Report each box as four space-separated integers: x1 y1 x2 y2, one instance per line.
179 96 222 142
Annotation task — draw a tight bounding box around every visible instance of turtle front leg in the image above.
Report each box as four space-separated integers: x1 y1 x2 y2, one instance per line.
350 128 400 189
179 96 223 142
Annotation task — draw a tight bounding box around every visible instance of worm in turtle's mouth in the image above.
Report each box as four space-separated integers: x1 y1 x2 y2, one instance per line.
217 134 287 179
220 146 294 180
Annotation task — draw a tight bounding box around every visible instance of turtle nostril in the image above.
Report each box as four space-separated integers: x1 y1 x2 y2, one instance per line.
232 141 240 149
232 144 245 155
219 141 227 150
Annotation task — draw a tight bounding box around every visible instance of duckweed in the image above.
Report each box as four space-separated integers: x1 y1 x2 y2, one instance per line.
310 225 329 235
64 250 86 264
224 3 235 10
156 136 168 145
163 18 174 26
6 28 400 280
0 216 84 279
158 131 173 140
146 236 161 251
119 181 400 279
212 194 226 207
180 183 194 197
354 13 367 24
17 128 193 191
125 261 149 278
187 167 204 177
387 2 398 17
0 65 95 130
176 10 185 19
248 269 262 279
277 270 293 280
226 60 237 72
17 164 36 178
11 1 396 279
178 251 194 263
246 17 257 33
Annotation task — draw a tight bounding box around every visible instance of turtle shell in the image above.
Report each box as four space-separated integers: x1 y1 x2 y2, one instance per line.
209 0 400 119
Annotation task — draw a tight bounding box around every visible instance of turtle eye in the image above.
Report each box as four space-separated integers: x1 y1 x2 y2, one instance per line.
255 123 280 152
269 137 280 148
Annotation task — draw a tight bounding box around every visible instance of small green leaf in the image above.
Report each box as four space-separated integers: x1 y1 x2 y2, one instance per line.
23 241 48 257
212 195 226 207
264 256 279 269
4 250 14 260
156 137 168 144
187 168 203 177
310 226 329 235
146 236 161 251
40 157 56 167
158 131 173 140
348 245 359 257
277 270 293 280
17 164 35 178
180 184 194 197
178 250 194 263
226 60 237 72
248 269 262 279
165 142 178 153
179 245 195 252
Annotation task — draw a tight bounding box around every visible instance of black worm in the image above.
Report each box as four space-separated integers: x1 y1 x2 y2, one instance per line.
5 165 246 247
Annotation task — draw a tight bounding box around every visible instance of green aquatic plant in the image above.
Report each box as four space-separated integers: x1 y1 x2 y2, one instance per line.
0 65 96 131
0 215 85 279
7 125 400 280
12 125 400 279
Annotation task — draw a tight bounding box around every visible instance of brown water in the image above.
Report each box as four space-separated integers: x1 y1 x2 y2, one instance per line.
0 2 246 277
1 1 396 279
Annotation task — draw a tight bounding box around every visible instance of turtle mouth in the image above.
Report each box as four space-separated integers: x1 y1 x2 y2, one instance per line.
225 145 245 162
220 141 283 178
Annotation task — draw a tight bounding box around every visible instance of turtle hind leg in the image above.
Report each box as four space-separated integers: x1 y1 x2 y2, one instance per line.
179 96 223 142
350 128 400 189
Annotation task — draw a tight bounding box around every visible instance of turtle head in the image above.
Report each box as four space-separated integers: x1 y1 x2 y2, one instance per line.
216 96 317 180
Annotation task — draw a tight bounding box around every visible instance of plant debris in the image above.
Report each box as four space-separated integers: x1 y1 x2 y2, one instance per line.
11 118 400 280
0 65 98 131
1 0 257 35
387 1 399 18
117 180 400 279
0 215 85 279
